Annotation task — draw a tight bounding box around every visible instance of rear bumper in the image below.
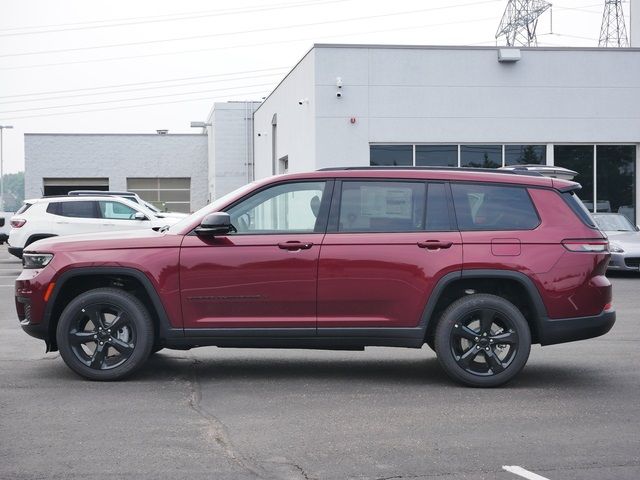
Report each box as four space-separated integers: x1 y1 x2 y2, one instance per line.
8 246 23 259
539 309 616 346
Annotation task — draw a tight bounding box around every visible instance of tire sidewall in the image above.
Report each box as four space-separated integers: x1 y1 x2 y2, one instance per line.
434 294 532 387
56 288 154 381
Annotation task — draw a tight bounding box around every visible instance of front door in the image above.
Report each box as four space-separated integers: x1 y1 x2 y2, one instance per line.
317 180 463 329
180 180 331 329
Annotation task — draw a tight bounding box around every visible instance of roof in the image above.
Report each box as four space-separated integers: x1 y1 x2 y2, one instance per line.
311 43 640 53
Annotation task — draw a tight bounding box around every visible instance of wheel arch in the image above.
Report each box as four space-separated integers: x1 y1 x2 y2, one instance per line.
25 233 57 247
44 267 177 351
422 270 548 345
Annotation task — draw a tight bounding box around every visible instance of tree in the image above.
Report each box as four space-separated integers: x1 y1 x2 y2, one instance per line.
1 172 25 212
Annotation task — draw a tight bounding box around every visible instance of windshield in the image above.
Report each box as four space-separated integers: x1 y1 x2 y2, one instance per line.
167 182 257 234
142 199 161 213
593 214 636 232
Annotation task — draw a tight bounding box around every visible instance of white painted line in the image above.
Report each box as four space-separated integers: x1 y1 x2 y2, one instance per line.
503 466 551 480
0 285 15 287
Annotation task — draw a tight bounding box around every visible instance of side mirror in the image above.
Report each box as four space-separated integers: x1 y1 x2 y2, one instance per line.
195 212 235 236
134 211 147 220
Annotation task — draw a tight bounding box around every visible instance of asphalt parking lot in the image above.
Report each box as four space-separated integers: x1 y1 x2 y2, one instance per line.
1 245 639 480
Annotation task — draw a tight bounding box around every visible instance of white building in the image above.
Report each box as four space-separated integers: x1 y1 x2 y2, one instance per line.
253 44 640 224
25 133 208 213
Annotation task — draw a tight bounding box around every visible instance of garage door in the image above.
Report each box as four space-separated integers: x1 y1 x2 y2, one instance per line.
43 178 109 196
127 177 191 213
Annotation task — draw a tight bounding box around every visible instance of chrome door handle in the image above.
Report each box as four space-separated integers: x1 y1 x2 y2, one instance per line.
278 241 314 251
417 240 453 250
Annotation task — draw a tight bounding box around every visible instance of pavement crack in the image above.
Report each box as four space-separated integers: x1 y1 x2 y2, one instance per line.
186 358 265 478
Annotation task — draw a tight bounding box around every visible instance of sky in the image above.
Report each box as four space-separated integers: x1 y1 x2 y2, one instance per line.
0 0 629 173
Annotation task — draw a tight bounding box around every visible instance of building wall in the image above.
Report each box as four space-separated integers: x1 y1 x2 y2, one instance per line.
24 133 208 210
632 0 639 47
207 102 259 201
253 49 316 179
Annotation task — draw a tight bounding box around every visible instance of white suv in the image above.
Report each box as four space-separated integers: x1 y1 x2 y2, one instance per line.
8 196 181 258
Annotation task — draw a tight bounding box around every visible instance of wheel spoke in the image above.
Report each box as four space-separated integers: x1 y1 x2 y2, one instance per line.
453 324 478 342
87 306 106 329
491 330 518 344
107 312 128 332
89 343 109 369
69 330 96 345
457 346 480 369
479 310 495 335
485 348 505 374
108 337 134 356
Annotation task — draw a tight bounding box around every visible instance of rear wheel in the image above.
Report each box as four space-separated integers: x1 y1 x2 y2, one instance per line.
434 294 531 387
56 288 154 381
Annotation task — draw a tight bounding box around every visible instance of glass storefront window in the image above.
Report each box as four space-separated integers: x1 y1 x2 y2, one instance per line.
415 145 457 167
505 145 546 165
370 145 412 166
596 145 636 222
460 145 502 168
554 146 594 208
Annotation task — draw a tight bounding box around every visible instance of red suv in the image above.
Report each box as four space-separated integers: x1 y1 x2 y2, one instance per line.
15 168 615 387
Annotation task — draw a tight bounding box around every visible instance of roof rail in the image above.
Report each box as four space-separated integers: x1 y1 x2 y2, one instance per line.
316 166 544 177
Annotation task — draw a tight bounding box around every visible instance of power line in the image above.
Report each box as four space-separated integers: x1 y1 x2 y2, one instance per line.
0 1 503 58
0 14 500 71
0 90 270 122
0 71 288 105
0 82 279 115
0 0 343 36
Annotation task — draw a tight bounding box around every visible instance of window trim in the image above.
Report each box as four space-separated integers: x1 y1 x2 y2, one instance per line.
449 181 542 232
189 179 334 236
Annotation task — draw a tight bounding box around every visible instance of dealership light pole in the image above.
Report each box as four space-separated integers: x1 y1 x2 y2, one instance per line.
0 125 13 212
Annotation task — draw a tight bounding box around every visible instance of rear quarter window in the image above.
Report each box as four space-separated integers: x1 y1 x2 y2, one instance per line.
562 191 597 228
451 183 540 231
15 203 32 215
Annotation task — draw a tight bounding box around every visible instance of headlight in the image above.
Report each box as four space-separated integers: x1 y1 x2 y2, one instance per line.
609 243 625 253
23 253 54 269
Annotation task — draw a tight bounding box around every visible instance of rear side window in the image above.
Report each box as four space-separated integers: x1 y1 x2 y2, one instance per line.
15 203 32 215
562 191 597 228
451 183 539 231
47 201 99 219
338 181 426 232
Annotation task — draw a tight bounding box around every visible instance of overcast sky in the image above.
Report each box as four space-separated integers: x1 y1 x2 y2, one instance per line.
0 0 626 173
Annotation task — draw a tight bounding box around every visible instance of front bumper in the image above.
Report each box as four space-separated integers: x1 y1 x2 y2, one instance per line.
607 252 640 272
539 309 616 346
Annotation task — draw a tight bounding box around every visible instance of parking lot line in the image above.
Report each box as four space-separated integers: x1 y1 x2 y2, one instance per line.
503 466 551 480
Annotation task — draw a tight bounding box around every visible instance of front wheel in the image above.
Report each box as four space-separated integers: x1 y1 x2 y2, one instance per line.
434 294 531 387
56 288 154 381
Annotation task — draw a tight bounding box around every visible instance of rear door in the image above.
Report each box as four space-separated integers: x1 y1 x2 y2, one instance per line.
46 200 105 235
317 180 462 329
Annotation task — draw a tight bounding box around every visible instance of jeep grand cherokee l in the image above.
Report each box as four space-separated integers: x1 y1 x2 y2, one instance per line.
15 168 615 387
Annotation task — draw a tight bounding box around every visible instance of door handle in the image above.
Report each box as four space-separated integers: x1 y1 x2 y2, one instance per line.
417 240 453 250
278 241 314 251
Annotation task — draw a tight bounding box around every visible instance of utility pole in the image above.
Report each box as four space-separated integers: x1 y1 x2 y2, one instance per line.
496 0 552 47
0 125 13 212
599 0 629 47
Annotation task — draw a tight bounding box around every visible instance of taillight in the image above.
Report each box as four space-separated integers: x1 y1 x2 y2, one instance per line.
10 218 26 228
561 239 609 252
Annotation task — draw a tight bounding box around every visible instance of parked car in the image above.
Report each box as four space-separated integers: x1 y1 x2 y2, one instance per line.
67 190 188 218
15 167 614 386
593 213 640 272
7 196 180 259
0 211 14 244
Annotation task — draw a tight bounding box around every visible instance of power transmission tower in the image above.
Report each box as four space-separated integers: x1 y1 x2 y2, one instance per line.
495 0 552 47
599 0 629 47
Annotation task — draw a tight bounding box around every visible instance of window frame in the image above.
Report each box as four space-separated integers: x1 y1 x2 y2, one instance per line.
189 179 334 236
449 181 542 232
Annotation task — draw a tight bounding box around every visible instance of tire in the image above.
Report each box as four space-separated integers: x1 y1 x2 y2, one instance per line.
434 294 531 388
56 288 154 381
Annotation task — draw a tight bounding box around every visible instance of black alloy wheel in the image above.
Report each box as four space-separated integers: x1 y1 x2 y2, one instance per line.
57 288 154 381
434 294 531 387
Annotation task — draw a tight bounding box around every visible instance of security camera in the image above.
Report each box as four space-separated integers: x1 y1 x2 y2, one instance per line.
336 91 342 98
298 100 304 105
336 77 343 88
298 98 309 106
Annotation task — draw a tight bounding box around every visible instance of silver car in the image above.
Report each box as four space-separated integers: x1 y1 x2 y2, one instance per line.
593 213 640 272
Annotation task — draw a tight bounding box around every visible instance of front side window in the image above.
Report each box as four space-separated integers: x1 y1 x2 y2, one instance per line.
98 201 139 220
227 181 326 234
47 201 99 219
338 181 426 232
451 183 539 231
